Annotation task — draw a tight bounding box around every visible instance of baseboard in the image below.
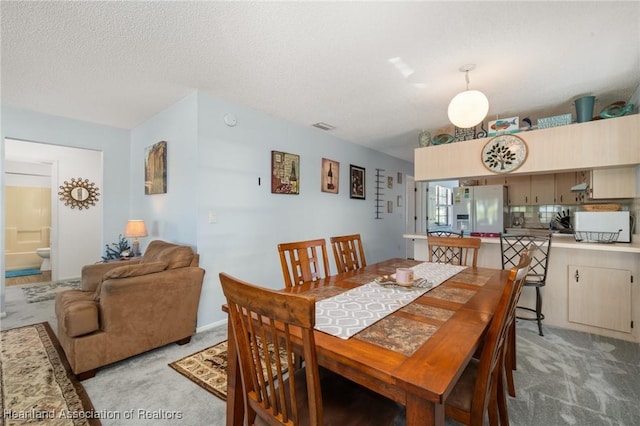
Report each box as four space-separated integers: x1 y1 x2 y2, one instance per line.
196 318 227 333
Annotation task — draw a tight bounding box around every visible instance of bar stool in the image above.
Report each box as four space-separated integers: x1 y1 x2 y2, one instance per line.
500 234 552 336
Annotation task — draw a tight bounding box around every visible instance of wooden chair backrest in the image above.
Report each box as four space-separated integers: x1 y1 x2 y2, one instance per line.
219 273 323 426
427 231 464 238
330 234 367 273
278 238 330 288
428 236 481 267
471 249 532 421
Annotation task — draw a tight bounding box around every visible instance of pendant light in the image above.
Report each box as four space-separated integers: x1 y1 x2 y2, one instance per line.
447 64 489 128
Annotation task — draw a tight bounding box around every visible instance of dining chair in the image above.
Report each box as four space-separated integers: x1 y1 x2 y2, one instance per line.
278 238 330 288
500 234 552 336
426 230 464 238
219 272 402 426
444 248 533 426
330 233 367 273
428 235 481 267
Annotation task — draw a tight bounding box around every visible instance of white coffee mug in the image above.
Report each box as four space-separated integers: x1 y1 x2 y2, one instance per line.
396 268 414 284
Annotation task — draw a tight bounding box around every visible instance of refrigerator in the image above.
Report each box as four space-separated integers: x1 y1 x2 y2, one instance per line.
452 185 508 234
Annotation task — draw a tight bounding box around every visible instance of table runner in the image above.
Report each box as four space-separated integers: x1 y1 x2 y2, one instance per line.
315 262 466 339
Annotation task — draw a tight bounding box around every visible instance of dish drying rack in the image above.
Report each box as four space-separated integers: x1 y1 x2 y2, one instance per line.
574 230 621 244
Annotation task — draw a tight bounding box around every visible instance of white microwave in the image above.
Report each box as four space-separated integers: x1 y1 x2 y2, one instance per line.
573 211 631 243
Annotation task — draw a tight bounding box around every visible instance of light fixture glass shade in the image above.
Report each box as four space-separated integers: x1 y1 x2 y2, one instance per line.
447 89 489 128
124 220 148 238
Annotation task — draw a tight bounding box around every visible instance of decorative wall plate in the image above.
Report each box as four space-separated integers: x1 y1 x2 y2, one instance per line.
481 134 528 173
58 177 100 209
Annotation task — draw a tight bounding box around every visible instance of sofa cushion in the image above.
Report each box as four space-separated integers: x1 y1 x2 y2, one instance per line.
141 240 194 269
93 261 169 302
102 261 169 280
62 300 100 337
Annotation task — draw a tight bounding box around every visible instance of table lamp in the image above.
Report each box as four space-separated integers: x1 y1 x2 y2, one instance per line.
124 220 148 257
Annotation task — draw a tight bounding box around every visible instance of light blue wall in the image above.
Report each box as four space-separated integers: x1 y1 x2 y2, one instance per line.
1 94 414 328
194 91 414 327
130 93 199 246
0 107 130 313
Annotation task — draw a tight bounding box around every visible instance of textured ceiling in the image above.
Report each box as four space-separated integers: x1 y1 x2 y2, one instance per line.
2 1 639 162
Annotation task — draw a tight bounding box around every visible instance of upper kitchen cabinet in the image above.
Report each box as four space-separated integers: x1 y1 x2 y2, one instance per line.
555 171 580 204
505 175 530 205
589 167 637 199
530 174 555 205
505 174 555 206
415 115 640 181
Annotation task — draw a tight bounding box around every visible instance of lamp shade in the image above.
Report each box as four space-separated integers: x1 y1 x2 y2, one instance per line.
124 220 148 238
447 89 489 128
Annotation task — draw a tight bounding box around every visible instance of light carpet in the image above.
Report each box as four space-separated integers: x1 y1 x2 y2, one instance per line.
21 279 82 303
0 322 101 426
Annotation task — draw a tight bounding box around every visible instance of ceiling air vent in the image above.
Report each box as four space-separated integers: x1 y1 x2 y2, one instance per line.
312 122 335 131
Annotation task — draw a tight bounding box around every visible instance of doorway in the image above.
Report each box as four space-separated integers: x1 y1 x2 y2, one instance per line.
4 160 54 286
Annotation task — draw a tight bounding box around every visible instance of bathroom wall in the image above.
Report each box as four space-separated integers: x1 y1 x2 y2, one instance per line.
4 160 52 270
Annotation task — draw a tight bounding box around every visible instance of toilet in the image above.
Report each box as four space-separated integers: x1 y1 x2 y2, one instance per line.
36 247 51 271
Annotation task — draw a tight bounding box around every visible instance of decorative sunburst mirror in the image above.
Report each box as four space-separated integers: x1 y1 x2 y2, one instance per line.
58 177 100 210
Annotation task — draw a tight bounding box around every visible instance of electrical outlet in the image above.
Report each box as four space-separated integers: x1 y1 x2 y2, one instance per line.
208 211 217 224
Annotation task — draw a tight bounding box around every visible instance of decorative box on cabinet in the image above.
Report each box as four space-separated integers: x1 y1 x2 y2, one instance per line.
568 265 632 333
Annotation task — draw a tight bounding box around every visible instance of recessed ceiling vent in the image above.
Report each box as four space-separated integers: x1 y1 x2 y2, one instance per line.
312 122 335 131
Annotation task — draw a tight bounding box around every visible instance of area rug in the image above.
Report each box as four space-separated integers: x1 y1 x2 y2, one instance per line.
0 322 101 425
5 268 43 279
169 340 289 401
21 279 82 303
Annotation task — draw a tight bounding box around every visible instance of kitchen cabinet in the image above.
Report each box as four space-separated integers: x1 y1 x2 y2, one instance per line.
589 167 637 199
530 174 555 205
555 172 580 204
505 175 530 205
480 176 506 186
568 265 632 333
415 115 640 182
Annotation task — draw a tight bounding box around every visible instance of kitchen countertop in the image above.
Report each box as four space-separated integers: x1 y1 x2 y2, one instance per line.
402 232 640 254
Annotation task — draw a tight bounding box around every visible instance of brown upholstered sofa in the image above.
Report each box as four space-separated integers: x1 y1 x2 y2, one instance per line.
55 240 205 379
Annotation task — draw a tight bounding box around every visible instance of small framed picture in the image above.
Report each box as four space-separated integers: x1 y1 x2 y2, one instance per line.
349 165 365 199
387 200 393 213
397 172 403 184
271 151 299 194
488 116 519 136
397 195 403 207
321 158 339 194
387 176 393 189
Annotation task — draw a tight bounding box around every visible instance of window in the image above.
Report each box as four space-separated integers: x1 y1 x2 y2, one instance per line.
434 185 452 226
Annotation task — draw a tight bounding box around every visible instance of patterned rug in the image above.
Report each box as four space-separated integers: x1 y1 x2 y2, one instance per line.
169 340 231 400
0 322 100 425
169 340 288 401
21 279 82 303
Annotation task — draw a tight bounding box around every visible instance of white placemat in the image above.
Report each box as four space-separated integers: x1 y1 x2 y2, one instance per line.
315 262 466 339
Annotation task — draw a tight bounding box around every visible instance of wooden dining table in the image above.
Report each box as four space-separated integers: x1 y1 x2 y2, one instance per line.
223 258 511 426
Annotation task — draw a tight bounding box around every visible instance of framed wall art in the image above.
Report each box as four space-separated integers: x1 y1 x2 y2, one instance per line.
321 158 339 194
145 141 167 195
349 164 365 199
271 150 300 194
